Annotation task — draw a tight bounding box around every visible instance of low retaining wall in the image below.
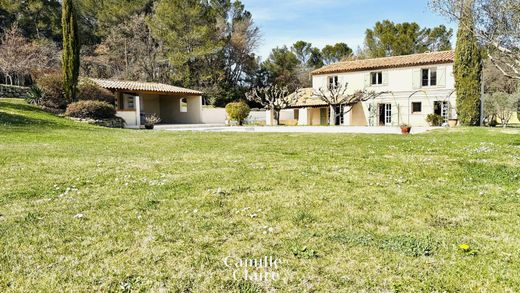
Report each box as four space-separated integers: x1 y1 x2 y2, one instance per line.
201 108 267 124
0 84 30 99
201 108 296 124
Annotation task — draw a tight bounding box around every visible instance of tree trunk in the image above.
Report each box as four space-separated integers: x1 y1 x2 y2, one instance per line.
274 110 280 126
329 105 336 126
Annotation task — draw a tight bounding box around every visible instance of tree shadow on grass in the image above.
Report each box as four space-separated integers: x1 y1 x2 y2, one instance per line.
0 111 59 127
0 101 60 127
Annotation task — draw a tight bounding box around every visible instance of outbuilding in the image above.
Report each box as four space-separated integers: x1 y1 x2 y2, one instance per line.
92 79 203 128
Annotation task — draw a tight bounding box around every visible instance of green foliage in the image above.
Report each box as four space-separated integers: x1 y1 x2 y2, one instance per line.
0 0 62 41
308 47 324 68
62 0 80 103
262 46 301 90
77 80 115 104
225 101 250 125
151 0 223 88
291 41 313 64
65 100 116 119
426 114 443 126
322 43 352 64
364 20 453 57
25 86 43 105
37 73 67 110
76 0 154 40
454 3 483 126
484 92 519 127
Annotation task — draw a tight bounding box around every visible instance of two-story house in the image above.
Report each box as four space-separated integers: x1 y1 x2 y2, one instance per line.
291 50 456 127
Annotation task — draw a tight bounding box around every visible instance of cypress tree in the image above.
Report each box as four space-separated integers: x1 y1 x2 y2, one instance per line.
62 0 80 103
454 0 482 126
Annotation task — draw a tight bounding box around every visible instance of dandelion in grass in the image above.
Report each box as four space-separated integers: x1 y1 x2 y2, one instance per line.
458 244 470 252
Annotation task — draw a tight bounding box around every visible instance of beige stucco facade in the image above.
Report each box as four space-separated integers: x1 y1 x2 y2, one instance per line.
308 63 457 127
115 91 203 128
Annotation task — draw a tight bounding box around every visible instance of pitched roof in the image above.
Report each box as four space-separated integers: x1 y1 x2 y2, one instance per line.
91 78 203 95
312 50 455 76
287 88 328 108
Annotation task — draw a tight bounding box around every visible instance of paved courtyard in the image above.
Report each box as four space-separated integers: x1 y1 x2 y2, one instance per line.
155 124 436 134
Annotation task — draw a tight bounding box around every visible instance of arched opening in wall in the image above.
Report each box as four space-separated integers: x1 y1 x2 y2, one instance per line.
180 98 188 112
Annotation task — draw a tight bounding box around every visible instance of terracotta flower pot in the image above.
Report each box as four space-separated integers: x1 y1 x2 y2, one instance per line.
448 119 458 128
401 127 412 135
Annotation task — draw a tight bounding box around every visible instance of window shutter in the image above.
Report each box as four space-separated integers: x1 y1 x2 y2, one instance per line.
382 72 389 86
364 73 370 87
437 67 446 87
412 69 421 89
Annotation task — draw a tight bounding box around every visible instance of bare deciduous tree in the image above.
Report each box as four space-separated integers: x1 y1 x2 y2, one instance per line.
246 85 298 125
312 83 387 125
0 23 59 85
82 14 168 82
430 0 520 80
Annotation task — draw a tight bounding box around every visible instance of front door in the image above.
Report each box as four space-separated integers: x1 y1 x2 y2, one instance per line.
434 101 449 122
379 104 392 126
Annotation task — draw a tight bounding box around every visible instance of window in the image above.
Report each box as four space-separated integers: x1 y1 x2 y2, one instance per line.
422 68 437 87
370 72 383 85
412 102 422 113
434 101 449 120
180 98 188 112
328 76 339 90
126 96 135 110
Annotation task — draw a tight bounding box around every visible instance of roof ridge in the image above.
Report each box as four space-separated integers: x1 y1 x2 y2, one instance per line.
335 50 455 64
312 50 455 75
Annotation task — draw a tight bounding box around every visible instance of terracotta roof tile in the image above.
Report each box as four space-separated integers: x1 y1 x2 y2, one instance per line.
91 78 203 95
312 50 455 75
287 88 328 108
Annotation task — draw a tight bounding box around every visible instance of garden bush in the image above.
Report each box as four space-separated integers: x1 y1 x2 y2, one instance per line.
65 100 116 119
37 73 67 110
225 101 250 126
426 114 443 126
78 80 115 104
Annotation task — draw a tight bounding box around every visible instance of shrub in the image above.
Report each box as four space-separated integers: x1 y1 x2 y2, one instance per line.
225 101 250 126
144 113 161 126
78 80 115 104
426 114 443 126
65 100 116 119
25 86 44 105
37 73 67 110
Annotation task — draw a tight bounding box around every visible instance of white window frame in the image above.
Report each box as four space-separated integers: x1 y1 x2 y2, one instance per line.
411 102 422 114
370 71 383 86
328 76 339 90
421 67 437 87
124 95 135 110
385 104 392 125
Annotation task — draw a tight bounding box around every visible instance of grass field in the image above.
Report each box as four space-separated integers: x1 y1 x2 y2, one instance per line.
1 98 520 292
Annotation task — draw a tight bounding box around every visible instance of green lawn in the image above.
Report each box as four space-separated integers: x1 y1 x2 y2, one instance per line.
1 98 519 292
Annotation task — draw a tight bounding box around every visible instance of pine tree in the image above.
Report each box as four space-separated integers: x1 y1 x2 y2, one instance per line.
454 0 482 126
62 0 80 103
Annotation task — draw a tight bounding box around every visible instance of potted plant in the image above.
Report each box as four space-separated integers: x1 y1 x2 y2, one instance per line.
400 123 412 135
447 102 458 127
426 114 443 127
144 113 161 130
448 118 458 127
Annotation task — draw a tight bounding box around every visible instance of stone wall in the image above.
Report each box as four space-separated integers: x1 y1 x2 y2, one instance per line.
0 84 30 99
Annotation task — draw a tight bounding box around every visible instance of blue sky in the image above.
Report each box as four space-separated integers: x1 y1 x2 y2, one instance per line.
240 0 457 60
